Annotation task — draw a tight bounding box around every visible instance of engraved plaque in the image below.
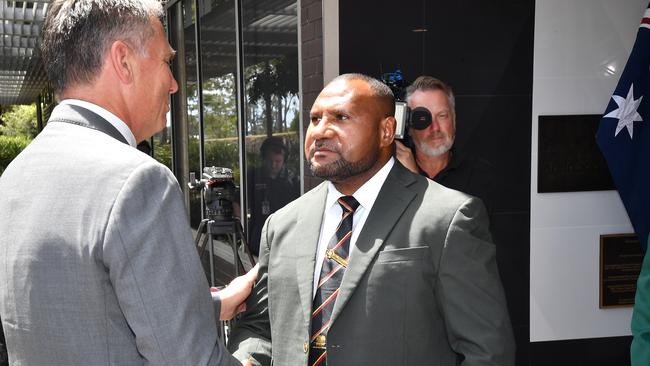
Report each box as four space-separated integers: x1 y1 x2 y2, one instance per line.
600 234 644 308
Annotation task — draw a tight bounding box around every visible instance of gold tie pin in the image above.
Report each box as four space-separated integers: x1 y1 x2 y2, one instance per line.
326 249 348 268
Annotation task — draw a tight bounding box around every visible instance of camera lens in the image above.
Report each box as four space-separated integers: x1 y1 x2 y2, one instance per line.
410 107 432 130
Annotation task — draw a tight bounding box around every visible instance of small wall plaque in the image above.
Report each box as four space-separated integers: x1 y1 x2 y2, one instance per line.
600 233 644 308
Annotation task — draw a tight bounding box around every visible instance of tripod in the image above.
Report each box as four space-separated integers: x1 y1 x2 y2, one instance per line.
194 216 256 343
194 217 256 288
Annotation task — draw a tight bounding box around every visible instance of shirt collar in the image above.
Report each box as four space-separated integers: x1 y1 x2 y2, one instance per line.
419 149 460 179
58 99 137 147
325 157 395 211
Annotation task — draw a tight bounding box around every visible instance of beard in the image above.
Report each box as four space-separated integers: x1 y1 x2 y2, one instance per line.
415 133 454 157
307 141 379 182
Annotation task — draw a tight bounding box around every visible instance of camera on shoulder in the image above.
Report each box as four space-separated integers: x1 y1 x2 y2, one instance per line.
380 70 432 140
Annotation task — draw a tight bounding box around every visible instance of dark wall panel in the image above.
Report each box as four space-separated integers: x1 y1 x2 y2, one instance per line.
422 2 534 96
339 0 426 81
339 1 534 95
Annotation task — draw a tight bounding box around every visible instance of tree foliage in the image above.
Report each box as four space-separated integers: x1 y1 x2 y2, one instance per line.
0 135 31 174
203 74 238 139
246 56 299 136
0 104 38 138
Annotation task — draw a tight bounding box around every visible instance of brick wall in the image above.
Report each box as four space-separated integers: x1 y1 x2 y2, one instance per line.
301 0 324 191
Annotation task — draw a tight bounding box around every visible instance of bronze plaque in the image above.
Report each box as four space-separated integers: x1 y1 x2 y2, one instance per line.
599 234 644 308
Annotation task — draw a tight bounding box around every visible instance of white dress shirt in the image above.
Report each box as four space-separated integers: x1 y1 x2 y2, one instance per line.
312 157 395 297
58 99 137 147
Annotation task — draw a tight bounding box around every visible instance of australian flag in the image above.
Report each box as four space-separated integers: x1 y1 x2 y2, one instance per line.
597 3 650 250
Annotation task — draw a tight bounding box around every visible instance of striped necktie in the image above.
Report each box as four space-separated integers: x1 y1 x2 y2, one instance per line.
309 195 360 366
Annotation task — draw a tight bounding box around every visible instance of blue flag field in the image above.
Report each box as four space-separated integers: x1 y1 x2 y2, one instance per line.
596 4 650 251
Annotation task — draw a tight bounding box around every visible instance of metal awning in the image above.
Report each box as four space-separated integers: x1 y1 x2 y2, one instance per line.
0 0 49 105
0 0 300 104
184 0 299 81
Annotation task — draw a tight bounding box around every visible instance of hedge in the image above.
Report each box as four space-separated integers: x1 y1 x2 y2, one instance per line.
0 135 31 175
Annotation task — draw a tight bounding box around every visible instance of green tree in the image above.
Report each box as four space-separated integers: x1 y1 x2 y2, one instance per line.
0 104 37 138
203 74 238 139
246 56 299 136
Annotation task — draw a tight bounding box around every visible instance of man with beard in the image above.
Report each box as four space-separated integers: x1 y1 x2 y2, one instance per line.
227 73 514 365
395 76 497 215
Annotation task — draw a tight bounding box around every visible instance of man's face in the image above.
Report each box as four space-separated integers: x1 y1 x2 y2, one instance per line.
408 89 455 157
305 79 384 182
264 151 285 179
132 19 178 141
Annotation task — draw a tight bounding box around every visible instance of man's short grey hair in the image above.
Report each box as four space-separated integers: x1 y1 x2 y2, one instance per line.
405 76 456 118
330 73 395 117
41 0 164 94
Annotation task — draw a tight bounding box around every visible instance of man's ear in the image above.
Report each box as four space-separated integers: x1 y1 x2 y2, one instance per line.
109 40 135 84
380 116 396 148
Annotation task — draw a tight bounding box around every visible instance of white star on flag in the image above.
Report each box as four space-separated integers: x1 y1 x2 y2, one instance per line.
604 83 644 139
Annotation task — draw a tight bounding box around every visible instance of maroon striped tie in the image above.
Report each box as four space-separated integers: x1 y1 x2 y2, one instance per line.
309 195 360 366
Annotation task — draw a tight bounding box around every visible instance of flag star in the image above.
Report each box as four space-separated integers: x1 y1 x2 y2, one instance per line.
604 84 644 139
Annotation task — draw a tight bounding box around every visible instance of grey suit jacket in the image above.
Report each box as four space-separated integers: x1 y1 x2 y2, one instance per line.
228 162 514 365
0 104 240 366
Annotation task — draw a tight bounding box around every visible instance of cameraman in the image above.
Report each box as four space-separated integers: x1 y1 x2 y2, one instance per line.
395 76 496 215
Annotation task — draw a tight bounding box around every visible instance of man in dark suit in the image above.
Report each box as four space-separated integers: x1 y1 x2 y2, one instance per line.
0 1 255 365
228 73 514 365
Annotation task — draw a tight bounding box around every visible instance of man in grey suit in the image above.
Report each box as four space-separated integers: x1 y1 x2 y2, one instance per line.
0 1 255 365
228 74 515 365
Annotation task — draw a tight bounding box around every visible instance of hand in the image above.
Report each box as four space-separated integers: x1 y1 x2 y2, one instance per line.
218 264 259 320
395 140 419 174
242 359 253 366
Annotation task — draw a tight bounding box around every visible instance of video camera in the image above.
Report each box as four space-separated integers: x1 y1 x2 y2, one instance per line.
380 69 433 141
188 166 237 222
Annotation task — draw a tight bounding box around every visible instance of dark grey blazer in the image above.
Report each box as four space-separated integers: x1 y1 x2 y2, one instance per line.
229 162 514 365
0 104 240 365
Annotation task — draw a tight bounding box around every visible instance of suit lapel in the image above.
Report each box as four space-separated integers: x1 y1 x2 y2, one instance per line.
330 163 418 323
295 183 328 324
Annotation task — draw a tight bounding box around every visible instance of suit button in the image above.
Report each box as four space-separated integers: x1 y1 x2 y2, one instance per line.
303 341 309 353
